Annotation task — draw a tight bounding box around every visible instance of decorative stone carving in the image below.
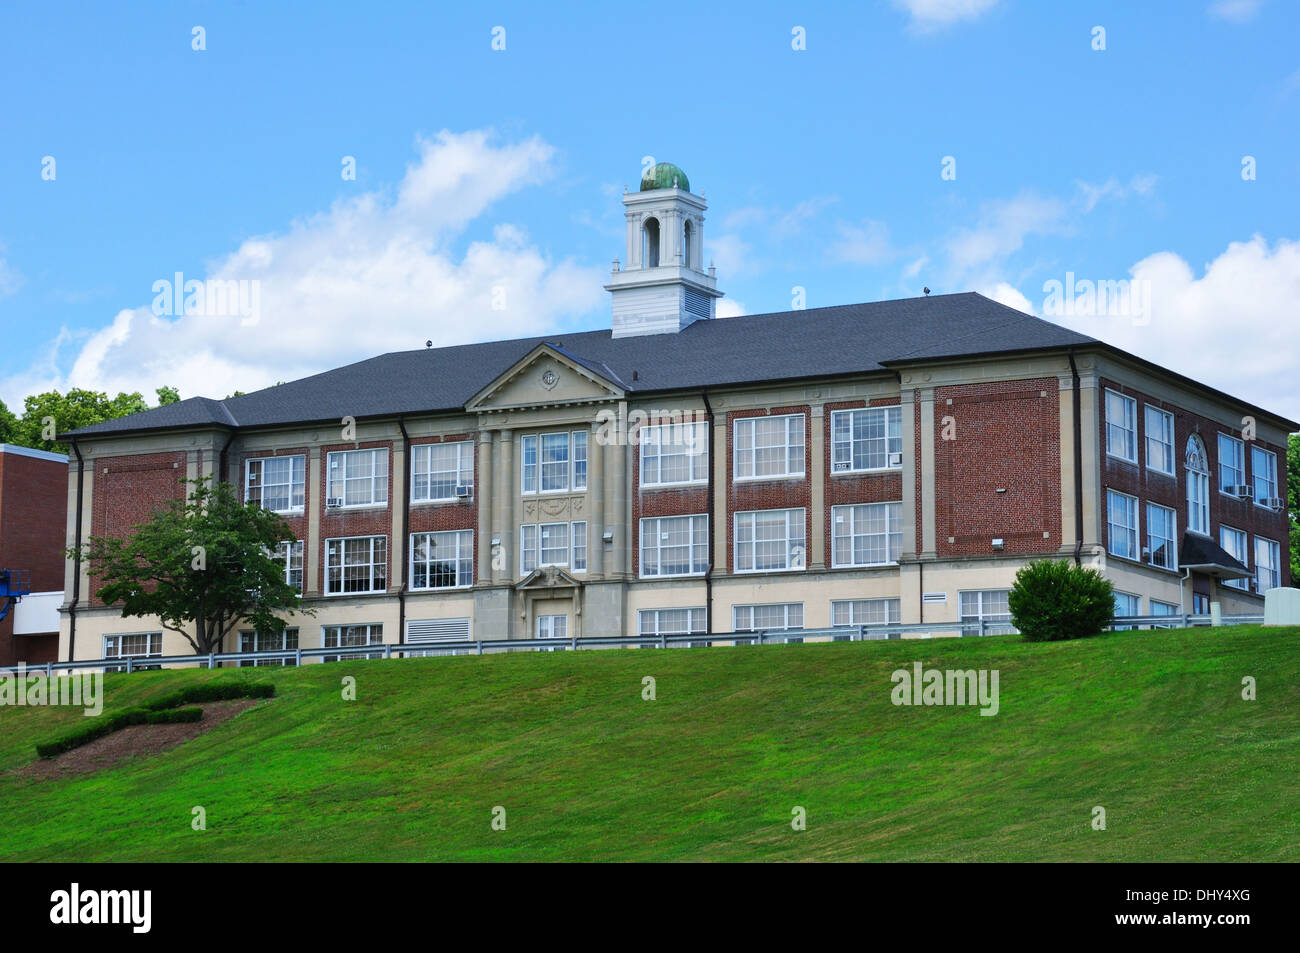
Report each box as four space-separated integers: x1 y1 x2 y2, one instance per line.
541 369 559 390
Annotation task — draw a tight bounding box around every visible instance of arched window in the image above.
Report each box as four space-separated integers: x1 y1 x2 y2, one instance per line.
642 217 660 268
1185 433 1209 535
683 219 693 269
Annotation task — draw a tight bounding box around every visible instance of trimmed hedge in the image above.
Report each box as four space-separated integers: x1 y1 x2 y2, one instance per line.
1008 559 1115 642
35 682 273 759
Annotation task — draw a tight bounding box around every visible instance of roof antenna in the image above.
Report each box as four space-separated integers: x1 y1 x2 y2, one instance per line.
923 287 931 296
425 340 432 347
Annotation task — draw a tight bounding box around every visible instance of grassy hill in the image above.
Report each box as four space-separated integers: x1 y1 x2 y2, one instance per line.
1 625 1296 862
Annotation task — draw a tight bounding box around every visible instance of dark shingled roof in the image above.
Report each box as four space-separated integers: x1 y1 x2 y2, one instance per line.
64 292 1101 438
1179 533 1252 579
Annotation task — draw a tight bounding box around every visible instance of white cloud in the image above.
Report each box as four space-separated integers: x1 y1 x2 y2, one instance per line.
831 219 894 265
0 254 21 299
707 233 754 278
893 0 1000 31
983 281 1036 315
1209 0 1265 22
3 130 605 407
716 298 747 319
942 193 1068 287
1074 173 1158 212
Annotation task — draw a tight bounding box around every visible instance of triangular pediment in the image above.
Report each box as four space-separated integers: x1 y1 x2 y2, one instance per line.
467 345 624 412
515 565 583 591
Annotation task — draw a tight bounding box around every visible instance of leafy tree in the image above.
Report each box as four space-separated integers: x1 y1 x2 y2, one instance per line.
1008 559 1115 642
74 478 311 656
7 386 179 453
0 399 17 444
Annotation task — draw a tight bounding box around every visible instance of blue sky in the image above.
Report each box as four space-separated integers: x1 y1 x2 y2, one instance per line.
2 0 1298 419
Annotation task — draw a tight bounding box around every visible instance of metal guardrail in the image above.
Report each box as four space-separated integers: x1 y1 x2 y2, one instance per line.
0 613 1268 677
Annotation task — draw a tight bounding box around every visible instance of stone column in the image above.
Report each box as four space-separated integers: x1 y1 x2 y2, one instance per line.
493 429 512 583
306 447 322 596
809 404 826 569
588 420 605 578
477 429 493 582
920 388 937 558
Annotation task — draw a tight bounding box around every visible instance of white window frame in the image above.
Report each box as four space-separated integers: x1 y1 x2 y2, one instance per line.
411 442 474 504
1251 446 1278 508
732 603 804 633
245 455 306 513
638 608 707 640
830 502 903 568
959 590 1015 636
326 448 389 508
1149 600 1180 629
1218 433 1245 495
103 632 162 663
639 515 708 578
322 623 383 662
1186 434 1210 536
521 431 587 494
831 598 900 629
1145 502 1178 571
274 539 304 591
324 535 388 595
733 414 805 481
1255 536 1280 591
1220 525 1249 590
1106 489 1139 561
830 406 902 473
1112 591 1141 630
734 508 806 573
410 530 474 590
239 628 299 667
520 521 585 574
640 421 708 487
536 614 568 649
1105 390 1138 463
1144 407 1174 476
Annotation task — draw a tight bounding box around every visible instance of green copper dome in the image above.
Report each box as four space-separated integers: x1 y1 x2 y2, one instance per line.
640 162 690 192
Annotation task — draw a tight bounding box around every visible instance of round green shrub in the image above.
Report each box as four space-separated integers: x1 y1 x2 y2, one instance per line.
1008 559 1115 642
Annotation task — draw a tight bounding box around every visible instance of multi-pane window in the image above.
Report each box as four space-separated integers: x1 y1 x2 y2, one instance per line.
959 590 1015 636
1150 600 1180 627
520 521 585 573
410 530 473 589
734 414 805 480
734 508 806 572
246 456 305 513
1220 526 1249 590
1105 390 1137 462
322 623 383 662
1146 503 1177 570
831 599 901 640
640 421 708 486
327 448 388 507
1186 435 1210 534
521 431 587 493
275 539 304 591
638 608 707 640
411 442 473 503
640 515 708 577
239 628 299 667
831 406 902 472
103 632 162 662
1218 434 1245 492
325 536 387 594
536 614 568 649
1107 490 1139 560
1145 407 1174 475
1252 446 1278 506
733 603 803 632
1112 592 1141 630
1255 536 1280 591
831 502 903 567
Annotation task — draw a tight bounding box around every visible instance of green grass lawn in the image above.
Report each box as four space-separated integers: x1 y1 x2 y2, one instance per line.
1 625 1296 862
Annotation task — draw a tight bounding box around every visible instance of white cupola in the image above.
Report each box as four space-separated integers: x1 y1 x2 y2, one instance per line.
605 161 724 338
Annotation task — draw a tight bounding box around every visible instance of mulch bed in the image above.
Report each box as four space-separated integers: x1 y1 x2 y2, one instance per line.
16 698 265 781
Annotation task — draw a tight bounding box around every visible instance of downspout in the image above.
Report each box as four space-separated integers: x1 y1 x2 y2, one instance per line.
701 392 715 636
217 430 236 485
897 370 923 623
1068 350 1084 567
397 417 411 646
211 430 236 656
68 438 85 663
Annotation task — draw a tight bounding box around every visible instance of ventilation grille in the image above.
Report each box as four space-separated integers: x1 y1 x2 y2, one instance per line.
406 618 471 643
683 289 711 319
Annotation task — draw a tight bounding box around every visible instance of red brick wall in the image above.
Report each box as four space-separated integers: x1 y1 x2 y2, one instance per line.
0 451 69 665
824 399 905 566
1098 377 1290 588
933 378 1061 558
88 451 188 606
631 418 710 575
238 447 310 580
725 406 811 573
407 435 478 580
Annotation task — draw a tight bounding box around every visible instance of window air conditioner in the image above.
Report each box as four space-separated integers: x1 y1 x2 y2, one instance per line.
326 497 344 507
888 452 904 467
1238 485 1254 499
456 485 472 498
